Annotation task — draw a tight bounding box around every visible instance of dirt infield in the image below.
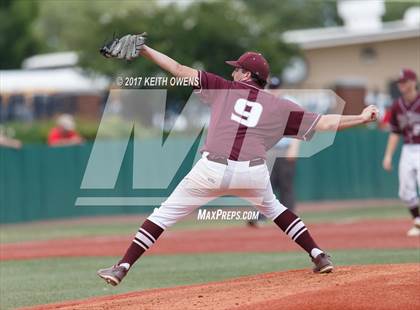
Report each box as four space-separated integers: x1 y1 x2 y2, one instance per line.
2 219 419 261
23 264 420 310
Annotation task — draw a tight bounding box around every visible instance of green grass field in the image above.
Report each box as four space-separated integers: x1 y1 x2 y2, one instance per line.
1 249 419 309
0 204 419 309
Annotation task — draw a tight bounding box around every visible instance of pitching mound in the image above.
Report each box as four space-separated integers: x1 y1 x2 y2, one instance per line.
25 264 420 310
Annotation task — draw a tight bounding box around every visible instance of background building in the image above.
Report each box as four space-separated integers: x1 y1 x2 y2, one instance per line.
283 1 420 114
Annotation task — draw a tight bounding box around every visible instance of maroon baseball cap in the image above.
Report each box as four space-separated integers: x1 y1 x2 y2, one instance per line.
397 69 417 83
226 51 270 82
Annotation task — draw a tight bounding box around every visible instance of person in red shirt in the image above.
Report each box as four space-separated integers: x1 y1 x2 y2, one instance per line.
48 114 83 146
97 33 378 286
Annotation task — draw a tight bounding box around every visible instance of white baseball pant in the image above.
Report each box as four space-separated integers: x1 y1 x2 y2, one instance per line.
398 144 420 207
148 153 287 229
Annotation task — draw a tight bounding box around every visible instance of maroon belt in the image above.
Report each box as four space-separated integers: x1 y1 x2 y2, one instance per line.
206 154 265 167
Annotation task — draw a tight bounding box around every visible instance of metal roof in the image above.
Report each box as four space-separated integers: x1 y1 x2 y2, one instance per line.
0 68 109 95
282 20 420 49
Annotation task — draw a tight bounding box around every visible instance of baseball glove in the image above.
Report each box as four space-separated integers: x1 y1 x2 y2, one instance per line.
100 32 147 60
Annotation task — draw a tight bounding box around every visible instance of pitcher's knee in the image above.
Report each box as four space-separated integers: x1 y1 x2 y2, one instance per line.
148 199 197 229
147 206 181 229
257 198 287 220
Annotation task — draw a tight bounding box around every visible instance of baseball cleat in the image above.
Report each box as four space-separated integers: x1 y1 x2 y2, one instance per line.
406 218 420 237
311 253 334 274
406 226 420 237
414 217 420 229
97 265 128 286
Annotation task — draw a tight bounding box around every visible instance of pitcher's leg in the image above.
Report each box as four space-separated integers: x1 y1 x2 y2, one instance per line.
98 160 222 285
121 177 215 266
117 219 164 269
254 182 333 273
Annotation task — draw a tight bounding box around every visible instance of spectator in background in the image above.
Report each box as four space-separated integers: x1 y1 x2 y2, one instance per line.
268 136 300 212
379 108 392 130
248 76 300 227
267 76 301 212
364 87 393 131
48 114 83 146
0 128 22 149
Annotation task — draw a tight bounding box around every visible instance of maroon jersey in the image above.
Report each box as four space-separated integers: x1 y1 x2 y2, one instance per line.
389 93 420 144
194 71 320 160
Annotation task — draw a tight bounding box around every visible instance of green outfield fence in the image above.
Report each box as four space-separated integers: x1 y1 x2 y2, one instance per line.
0 128 400 224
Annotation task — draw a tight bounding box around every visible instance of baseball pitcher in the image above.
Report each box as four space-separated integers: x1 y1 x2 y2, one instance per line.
383 69 420 237
97 33 379 286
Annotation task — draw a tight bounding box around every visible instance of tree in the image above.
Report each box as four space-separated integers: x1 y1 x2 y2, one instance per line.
241 0 341 30
383 0 418 22
33 1 298 78
0 0 40 69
